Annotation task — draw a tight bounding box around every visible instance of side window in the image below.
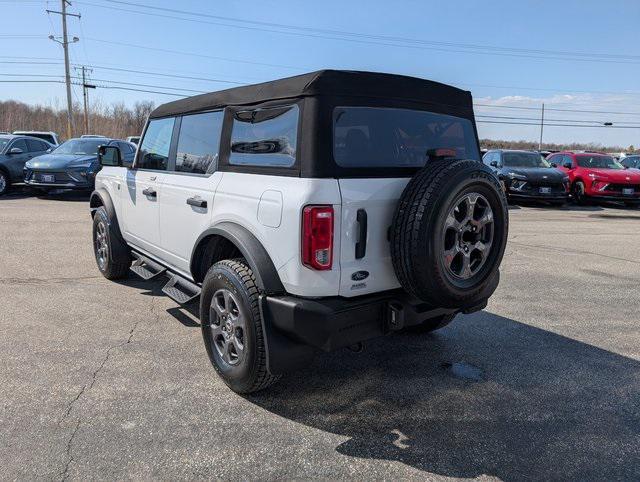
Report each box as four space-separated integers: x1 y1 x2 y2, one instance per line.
563 155 574 167
229 104 299 168
137 117 176 170
175 111 224 174
26 139 44 152
10 139 28 152
116 141 133 154
482 152 492 166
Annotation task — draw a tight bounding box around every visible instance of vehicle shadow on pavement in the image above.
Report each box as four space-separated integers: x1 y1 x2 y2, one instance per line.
248 311 640 480
116 277 201 328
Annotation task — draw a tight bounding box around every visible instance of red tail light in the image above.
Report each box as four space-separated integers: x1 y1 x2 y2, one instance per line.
302 205 334 270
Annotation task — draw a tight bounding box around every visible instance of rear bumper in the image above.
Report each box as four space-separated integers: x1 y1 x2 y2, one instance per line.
262 289 485 354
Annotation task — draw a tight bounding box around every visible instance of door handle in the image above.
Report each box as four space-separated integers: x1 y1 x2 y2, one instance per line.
142 187 157 198
187 196 207 208
355 209 367 259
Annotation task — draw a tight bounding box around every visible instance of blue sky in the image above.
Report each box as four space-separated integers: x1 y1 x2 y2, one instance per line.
2 0 640 147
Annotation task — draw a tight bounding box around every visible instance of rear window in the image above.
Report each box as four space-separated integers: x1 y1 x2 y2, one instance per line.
229 105 298 168
333 107 479 168
16 133 54 144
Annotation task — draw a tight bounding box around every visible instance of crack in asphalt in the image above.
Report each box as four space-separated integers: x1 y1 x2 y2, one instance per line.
57 294 159 480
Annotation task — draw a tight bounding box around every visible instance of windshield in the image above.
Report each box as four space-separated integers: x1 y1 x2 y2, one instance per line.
53 139 105 155
576 155 623 169
0 138 9 152
333 107 480 168
503 152 550 168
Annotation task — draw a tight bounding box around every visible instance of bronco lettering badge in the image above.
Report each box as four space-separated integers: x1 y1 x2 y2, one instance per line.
351 271 369 281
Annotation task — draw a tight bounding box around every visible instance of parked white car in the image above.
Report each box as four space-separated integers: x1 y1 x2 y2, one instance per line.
12 131 59 146
90 70 508 393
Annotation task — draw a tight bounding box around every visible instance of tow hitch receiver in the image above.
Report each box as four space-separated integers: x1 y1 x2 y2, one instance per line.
387 302 405 331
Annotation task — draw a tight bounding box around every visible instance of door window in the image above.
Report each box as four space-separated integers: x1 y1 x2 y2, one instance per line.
26 139 46 152
137 117 175 170
175 111 224 174
10 139 28 153
563 155 574 168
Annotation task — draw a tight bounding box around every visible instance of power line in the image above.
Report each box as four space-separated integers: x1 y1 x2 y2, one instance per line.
79 0 640 65
476 114 640 125
83 37 304 71
477 120 640 129
474 103 640 116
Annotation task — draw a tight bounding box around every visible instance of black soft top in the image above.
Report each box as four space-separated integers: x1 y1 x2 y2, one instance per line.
150 69 473 118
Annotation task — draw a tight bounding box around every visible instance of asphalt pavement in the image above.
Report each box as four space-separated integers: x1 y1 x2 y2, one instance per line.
1 190 639 480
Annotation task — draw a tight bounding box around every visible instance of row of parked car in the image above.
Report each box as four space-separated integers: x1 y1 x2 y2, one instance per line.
0 131 138 195
483 149 640 207
1 129 638 208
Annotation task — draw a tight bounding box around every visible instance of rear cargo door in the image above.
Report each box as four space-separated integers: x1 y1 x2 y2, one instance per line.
338 178 409 297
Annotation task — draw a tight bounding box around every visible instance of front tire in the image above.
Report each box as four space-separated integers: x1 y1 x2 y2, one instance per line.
200 259 279 394
92 206 130 279
572 181 587 205
0 171 10 196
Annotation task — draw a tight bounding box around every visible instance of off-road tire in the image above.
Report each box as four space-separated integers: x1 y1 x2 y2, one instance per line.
391 159 508 307
92 206 130 279
405 313 457 334
200 259 279 394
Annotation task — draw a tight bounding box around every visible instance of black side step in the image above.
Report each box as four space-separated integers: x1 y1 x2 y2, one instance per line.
130 253 167 280
162 274 201 305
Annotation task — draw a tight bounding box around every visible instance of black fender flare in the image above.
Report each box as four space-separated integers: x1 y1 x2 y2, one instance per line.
89 188 131 264
191 222 285 295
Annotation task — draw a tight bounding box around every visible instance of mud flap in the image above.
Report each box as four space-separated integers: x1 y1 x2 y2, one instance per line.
258 295 315 375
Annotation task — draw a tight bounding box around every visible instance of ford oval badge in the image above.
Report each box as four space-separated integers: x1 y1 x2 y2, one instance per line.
351 271 369 281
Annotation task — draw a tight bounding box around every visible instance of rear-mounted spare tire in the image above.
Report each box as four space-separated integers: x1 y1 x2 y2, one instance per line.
390 159 508 308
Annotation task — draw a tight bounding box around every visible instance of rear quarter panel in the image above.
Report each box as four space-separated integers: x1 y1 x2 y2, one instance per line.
211 172 342 297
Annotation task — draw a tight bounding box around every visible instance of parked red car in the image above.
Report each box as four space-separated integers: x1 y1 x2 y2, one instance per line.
548 151 640 206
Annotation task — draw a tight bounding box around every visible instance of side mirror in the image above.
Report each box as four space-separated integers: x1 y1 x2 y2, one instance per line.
490 160 498 167
46 148 53 153
550 162 558 168
98 145 123 167
8 147 23 155
563 162 573 169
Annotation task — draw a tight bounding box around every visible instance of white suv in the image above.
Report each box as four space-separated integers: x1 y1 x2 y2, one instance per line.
90 70 508 393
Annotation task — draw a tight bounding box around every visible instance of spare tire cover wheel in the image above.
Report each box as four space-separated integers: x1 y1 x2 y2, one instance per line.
390 159 508 308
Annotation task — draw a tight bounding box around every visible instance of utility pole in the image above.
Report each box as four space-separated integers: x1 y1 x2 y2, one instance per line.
75 66 95 135
538 103 545 151
47 1 80 140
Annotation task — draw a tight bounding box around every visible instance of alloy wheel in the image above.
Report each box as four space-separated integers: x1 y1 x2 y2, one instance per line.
442 192 494 280
94 221 109 270
209 289 246 366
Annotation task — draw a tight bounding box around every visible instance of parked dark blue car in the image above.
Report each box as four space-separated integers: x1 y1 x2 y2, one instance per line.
24 137 135 192
0 135 53 195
